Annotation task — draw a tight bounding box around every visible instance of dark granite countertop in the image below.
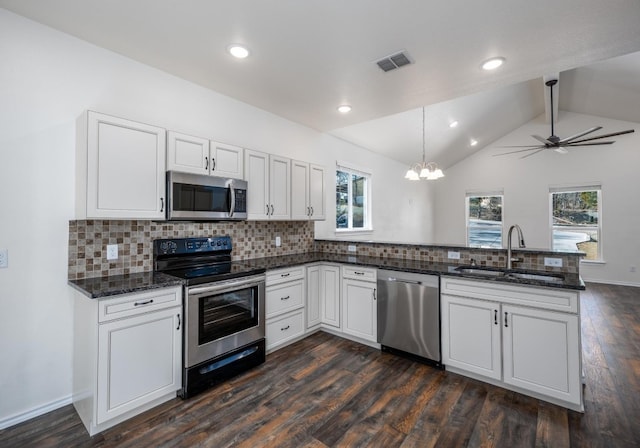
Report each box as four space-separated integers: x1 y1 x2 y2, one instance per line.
69 271 184 299
69 252 584 299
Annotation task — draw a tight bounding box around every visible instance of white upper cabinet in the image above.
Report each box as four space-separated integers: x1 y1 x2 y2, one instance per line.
244 149 291 220
166 131 209 175
291 161 326 221
77 111 166 220
211 141 244 179
167 131 243 179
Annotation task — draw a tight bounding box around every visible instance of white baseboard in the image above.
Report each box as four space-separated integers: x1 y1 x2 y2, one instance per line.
0 395 72 430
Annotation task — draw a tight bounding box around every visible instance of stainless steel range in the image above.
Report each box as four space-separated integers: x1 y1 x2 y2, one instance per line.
153 236 266 398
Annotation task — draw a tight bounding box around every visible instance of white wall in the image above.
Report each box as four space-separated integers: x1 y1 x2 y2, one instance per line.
0 9 433 425
434 111 640 286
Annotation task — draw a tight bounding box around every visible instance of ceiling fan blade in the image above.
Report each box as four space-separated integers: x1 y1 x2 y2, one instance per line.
495 145 544 148
532 135 553 145
493 146 546 156
566 141 615 147
520 148 547 159
558 126 602 143
569 129 635 144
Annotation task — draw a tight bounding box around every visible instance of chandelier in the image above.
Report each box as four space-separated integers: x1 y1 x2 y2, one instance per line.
404 107 444 180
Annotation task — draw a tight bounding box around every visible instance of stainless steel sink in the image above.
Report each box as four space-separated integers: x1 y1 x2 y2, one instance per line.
454 267 504 277
454 266 564 283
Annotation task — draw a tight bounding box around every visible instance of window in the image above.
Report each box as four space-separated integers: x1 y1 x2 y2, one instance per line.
550 186 601 261
466 193 503 248
336 164 371 231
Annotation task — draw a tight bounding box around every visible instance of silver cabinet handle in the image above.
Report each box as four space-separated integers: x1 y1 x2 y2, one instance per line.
281 273 290 278
281 325 290 331
212 158 216 171
373 288 377 300
504 311 509 328
160 198 164 213
205 157 209 170
266 204 270 216
176 314 181 330
281 296 290 301
134 299 154 307
354 271 365 276
271 204 274 215
307 206 310 216
310 206 314 216
494 310 498 325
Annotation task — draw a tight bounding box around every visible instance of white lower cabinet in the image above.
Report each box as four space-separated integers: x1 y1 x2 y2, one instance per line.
265 266 306 352
441 277 583 411
341 266 377 344
73 286 183 435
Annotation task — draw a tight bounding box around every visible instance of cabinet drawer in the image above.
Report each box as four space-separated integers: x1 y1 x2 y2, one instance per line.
441 277 578 313
98 287 182 323
342 266 377 282
266 309 305 350
266 266 305 286
266 280 304 318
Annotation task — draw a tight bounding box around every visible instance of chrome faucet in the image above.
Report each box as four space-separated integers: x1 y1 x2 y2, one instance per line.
507 224 526 270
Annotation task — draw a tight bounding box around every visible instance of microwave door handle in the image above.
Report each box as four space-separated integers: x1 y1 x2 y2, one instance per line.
229 183 236 217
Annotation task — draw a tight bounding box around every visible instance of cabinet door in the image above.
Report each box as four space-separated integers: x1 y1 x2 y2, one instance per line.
269 155 291 220
211 141 243 179
502 304 581 406
291 160 310 220
244 149 270 220
321 265 341 328
97 307 181 424
166 131 209 175
306 265 321 328
309 164 326 220
86 111 166 219
342 279 376 342
441 295 501 380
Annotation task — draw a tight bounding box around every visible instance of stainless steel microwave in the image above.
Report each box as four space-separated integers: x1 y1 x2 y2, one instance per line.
166 171 248 221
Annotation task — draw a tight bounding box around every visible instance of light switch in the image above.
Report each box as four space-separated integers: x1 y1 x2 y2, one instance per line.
0 249 8 268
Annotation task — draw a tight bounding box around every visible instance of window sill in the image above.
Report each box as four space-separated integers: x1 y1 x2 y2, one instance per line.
580 259 606 265
334 229 374 237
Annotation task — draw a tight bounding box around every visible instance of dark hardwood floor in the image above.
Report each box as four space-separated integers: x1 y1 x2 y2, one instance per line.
2 282 639 447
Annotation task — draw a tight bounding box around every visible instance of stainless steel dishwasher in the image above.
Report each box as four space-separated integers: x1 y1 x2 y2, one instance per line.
377 269 441 366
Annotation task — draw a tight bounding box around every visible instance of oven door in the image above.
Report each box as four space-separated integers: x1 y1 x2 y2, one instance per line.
185 274 265 368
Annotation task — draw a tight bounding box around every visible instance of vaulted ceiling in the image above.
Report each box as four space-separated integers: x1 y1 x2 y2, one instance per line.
2 0 640 169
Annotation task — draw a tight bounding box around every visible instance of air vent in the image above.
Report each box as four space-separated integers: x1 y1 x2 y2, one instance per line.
375 51 413 72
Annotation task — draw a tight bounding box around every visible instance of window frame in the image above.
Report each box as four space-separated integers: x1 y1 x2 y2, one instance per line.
335 163 372 233
465 192 504 249
549 186 602 262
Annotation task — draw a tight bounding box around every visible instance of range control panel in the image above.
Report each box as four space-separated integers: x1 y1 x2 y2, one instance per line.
154 236 232 255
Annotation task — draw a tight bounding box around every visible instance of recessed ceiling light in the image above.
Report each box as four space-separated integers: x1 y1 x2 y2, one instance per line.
228 44 250 59
482 57 505 71
470 139 478 146
337 105 352 114
449 121 459 128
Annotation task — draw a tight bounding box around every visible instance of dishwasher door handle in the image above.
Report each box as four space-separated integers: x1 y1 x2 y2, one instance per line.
387 277 422 285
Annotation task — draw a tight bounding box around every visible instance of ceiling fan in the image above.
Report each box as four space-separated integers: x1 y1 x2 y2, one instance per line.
495 79 635 158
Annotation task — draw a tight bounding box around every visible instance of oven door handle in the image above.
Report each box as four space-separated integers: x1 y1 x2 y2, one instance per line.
188 275 265 297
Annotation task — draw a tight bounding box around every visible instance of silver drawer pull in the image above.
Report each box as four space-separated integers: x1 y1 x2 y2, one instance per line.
281 273 290 277
281 296 290 301
281 325 290 331
354 271 365 276
134 299 154 306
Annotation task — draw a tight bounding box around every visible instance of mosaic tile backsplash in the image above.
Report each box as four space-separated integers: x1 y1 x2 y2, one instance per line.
313 240 581 274
68 220 315 280
68 221 581 280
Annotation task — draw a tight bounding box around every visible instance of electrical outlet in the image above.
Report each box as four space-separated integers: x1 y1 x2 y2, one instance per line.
544 257 563 267
0 249 8 268
448 251 460 260
348 245 357 252
275 236 281 247
106 244 118 261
